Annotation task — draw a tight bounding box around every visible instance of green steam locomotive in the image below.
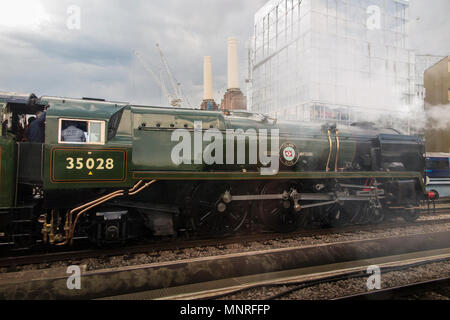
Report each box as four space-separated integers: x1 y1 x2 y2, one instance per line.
0 92 429 249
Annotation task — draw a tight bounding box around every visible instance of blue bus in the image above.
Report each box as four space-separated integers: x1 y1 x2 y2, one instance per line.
426 153 450 199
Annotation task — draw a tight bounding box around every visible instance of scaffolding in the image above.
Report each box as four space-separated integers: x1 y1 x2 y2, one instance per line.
251 0 417 128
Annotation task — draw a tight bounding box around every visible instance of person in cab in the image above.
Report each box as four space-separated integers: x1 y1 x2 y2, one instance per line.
26 111 46 143
61 121 87 143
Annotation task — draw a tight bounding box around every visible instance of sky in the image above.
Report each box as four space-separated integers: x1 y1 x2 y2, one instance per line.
0 0 449 108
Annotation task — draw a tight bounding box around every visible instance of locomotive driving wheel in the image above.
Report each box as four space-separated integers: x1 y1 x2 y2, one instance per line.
402 205 419 222
368 205 385 224
190 182 249 236
259 181 301 233
325 204 352 227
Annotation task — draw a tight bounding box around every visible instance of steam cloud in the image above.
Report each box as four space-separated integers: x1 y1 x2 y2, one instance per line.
422 104 450 130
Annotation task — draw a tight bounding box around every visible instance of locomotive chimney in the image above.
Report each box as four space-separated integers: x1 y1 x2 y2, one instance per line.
201 56 218 111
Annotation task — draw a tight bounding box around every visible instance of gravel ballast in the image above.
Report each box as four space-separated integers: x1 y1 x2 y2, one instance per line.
220 260 450 300
2 215 450 274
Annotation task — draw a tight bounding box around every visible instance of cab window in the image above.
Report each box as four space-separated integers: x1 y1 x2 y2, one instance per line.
58 119 105 145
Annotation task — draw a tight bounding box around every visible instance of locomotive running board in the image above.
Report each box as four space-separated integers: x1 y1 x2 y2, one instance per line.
132 170 424 184
132 170 423 180
131 171 427 195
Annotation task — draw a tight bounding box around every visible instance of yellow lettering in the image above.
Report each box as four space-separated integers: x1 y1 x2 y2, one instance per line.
86 158 95 170
66 158 74 169
76 158 83 170
106 158 114 170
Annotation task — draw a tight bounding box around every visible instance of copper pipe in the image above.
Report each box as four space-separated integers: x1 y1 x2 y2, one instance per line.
57 191 123 247
68 181 142 216
64 180 157 245
64 181 142 240
326 130 332 172
64 190 123 243
68 190 123 243
69 192 124 245
129 180 143 193
335 130 340 172
129 180 157 196
57 189 126 246
69 191 123 215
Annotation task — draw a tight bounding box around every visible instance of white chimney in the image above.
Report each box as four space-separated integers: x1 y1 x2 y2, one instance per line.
227 37 239 90
203 56 213 100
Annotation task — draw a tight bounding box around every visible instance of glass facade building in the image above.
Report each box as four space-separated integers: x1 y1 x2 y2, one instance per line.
251 0 416 125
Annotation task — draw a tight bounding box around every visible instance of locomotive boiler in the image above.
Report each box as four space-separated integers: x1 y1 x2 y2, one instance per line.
0 92 428 249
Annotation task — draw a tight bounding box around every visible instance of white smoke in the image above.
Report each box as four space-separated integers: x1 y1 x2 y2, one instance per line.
423 104 450 130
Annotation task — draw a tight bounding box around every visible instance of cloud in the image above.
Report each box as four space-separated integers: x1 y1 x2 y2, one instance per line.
0 0 448 108
408 0 450 56
0 0 270 106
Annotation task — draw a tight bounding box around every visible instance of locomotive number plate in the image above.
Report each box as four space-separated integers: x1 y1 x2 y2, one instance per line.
51 147 127 183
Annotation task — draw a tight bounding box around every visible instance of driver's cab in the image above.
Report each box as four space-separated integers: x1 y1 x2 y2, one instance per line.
1 92 46 141
0 93 46 207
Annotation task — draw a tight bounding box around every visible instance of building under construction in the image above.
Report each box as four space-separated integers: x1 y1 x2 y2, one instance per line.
250 0 416 125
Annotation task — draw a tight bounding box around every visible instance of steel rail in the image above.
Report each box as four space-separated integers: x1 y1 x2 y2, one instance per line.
334 277 450 300
1 215 450 269
1 232 450 300
102 246 450 300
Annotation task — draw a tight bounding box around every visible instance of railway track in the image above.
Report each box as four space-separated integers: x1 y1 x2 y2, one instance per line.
426 206 450 214
0 231 449 299
422 200 450 213
334 277 450 300
1 213 450 269
150 249 450 300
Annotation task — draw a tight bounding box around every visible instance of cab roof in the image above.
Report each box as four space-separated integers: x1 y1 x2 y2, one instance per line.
0 92 43 114
0 92 38 104
42 96 128 121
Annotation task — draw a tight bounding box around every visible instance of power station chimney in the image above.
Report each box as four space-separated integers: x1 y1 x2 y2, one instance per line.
221 37 247 110
201 56 218 111
204 56 213 100
227 37 239 90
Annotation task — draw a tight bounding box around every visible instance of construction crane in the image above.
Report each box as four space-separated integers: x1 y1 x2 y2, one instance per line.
133 49 182 108
156 43 183 107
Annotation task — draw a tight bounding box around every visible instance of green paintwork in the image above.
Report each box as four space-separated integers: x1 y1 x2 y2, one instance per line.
43 144 133 190
43 97 127 145
0 136 16 207
37 98 425 195
50 148 127 183
41 96 127 120
130 107 361 172
42 98 133 190
131 106 226 171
